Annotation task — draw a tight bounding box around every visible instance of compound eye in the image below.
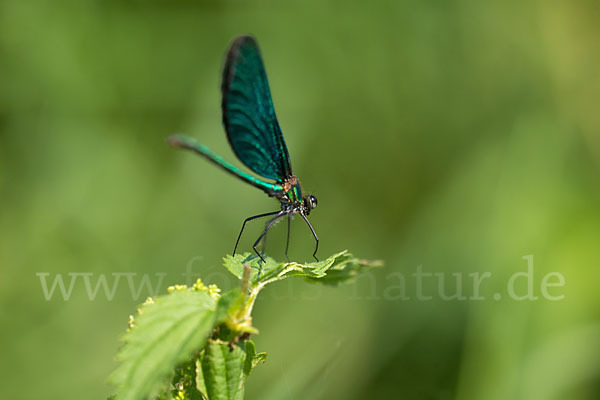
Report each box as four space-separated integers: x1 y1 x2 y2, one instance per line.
309 195 318 209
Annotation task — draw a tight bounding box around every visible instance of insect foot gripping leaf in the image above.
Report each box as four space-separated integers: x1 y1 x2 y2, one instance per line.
109 252 381 400
223 250 383 289
220 250 383 336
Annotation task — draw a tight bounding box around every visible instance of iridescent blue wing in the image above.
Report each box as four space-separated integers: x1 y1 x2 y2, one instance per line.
221 35 292 182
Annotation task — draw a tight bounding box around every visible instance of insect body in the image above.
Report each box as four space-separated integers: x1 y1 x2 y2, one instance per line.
169 35 319 262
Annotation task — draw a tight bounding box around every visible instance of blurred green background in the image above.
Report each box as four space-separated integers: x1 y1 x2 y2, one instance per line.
1 0 599 399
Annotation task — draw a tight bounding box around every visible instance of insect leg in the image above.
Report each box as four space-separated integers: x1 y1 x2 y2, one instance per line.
284 214 291 262
300 213 319 261
260 219 270 257
233 210 280 255
252 211 286 264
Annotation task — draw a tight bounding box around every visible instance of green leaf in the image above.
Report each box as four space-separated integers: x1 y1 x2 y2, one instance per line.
220 252 382 336
198 340 246 400
110 290 218 400
221 254 265 280
196 340 266 400
223 250 383 288
109 251 378 399
195 357 208 399
242 340 267 381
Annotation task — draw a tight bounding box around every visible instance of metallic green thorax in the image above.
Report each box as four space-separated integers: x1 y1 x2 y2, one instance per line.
285 183 303 204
